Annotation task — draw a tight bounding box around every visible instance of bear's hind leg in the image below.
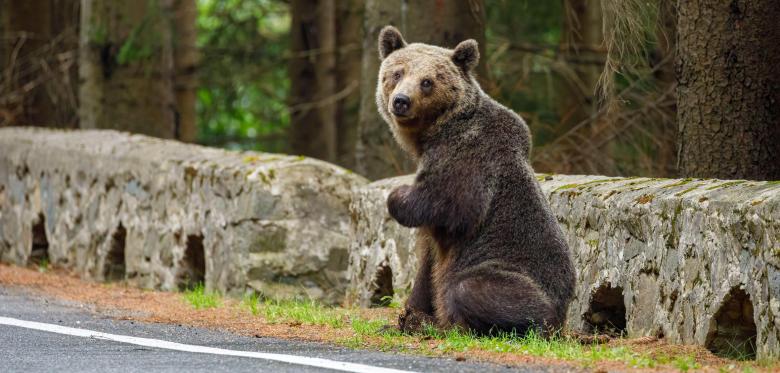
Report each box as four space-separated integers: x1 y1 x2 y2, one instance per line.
399 231 436 333
440 271 561 336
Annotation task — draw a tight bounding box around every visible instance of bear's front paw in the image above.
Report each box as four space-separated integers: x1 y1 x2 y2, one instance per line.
388 184 412 202
387 185 417 226
398 307 436 334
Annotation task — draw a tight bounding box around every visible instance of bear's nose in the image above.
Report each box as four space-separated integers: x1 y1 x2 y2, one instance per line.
392 94 411 116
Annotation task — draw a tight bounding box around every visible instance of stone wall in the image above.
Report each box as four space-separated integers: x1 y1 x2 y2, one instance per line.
3 128 779 358
347 174 780 359
0 128 367 304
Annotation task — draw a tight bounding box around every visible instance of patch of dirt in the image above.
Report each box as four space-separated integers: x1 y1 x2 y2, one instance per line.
0 264 766 372
0 264 361 342
613 337 728 367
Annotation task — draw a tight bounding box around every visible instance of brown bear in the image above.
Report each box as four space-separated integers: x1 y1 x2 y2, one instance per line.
376 26 575 336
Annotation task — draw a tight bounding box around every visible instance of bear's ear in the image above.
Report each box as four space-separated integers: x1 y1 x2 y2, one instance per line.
378 26 407 60
452 39 480 72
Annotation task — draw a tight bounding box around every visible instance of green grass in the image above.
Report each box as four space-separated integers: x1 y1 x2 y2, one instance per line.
37 258 49 273
379 295 403 309
715 337 757 361
241 292 262 315
260 299 346 328
234 298 710 369
182 294 760 370
351 316 389 335
428 329 639 366
339 316 702 369
183 283 221 309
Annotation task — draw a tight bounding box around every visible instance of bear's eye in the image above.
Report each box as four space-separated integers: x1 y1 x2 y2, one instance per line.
420 79 433 91
392 71 402 81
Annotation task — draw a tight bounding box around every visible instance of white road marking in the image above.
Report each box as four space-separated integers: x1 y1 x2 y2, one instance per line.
0 316 417 373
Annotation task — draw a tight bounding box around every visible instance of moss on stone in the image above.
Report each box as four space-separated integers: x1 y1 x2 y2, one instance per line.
554 178 641 193
243 155 260 164
623 178 656 190
675 185 700 197
706 181 747 190
256 171 270 185
555 184 580 192
637 194 655 204
581 178 622 187
664 178 694 188
667 202 683 249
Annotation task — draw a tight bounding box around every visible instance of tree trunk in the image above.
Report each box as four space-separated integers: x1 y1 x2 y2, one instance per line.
334 0 363 169
288 0 363 167
315 0 338 162
558 0 603 127
172 0 199 143
288 0 332 162
78 0 176 138
650 0 677 177
677 0 780 180
0 0 79 128
556 0 607 174
288 0 320 158
356 0 487 180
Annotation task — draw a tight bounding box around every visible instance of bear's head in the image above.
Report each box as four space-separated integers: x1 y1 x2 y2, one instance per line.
376 26 481 156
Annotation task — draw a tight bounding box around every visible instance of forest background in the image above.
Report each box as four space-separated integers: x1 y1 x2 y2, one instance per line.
2 0 778 181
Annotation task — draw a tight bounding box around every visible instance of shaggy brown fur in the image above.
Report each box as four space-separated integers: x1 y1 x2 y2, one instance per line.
376 26 575 336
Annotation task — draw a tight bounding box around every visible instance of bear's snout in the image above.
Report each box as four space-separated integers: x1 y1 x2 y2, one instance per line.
392 94 412 116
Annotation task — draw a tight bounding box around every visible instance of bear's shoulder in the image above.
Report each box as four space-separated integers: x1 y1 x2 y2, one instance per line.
472 95 532 158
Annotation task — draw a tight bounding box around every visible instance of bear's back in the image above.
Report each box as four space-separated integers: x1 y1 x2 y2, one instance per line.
458 95 575 305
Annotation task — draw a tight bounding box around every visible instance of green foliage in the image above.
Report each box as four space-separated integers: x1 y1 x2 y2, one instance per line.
192 0 677 176
486 0 562 45
483 0 677 177
183 283 221 309
116 16 157 65
485 0 564 146
196 0 290 152
89 0 164 66
88 24 109 45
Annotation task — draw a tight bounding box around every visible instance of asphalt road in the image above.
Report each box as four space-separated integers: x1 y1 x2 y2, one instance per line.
0 287 559 373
